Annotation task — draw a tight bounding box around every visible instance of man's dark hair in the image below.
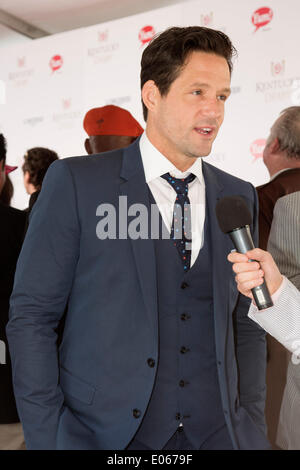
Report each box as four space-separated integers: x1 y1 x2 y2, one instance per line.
0 133 7 168
140 26 237 121
22 147 58 191
0 175 14 206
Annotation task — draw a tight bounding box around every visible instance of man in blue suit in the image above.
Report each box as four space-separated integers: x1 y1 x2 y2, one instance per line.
7 26 270 450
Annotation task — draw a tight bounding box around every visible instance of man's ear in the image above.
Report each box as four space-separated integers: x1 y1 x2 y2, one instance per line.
23 170 30 185
268 137 280 154
84 138 92 155
141 80 159 116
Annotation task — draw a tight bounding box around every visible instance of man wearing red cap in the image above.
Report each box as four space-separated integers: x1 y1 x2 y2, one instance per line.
83 105 144 155
0 134 26 449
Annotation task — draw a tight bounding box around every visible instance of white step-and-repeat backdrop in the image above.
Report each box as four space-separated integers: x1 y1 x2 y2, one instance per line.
0 0 299 209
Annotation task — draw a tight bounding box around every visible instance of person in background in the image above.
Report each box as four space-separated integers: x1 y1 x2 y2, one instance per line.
228 248 300 450
227 248 300 352
22 147 58 222
0 134 26 450
83 104 143 155
256 106 300 449
0 173 14 206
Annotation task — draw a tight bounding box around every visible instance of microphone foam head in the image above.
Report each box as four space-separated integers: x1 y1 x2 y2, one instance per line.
215 196 252 233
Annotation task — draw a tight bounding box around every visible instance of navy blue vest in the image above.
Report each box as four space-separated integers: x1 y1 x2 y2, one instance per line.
133 195 226 449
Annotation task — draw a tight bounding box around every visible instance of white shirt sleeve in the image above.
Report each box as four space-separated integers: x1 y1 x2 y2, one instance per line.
248 276 300 354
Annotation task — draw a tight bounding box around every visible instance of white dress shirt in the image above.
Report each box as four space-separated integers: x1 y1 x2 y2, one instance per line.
248 276 300 355
139 132 206 267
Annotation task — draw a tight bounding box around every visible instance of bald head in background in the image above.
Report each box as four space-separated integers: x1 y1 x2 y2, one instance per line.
83 105 144 154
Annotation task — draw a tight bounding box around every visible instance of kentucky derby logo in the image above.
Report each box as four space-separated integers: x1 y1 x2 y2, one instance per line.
271 60 285 77
62 98 71 110
17 57 26 68
98 30 109 42
200 12 213 27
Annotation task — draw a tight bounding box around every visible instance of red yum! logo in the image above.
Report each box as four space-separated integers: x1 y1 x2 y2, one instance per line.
139 26 155 46
252 7 273 32
250 139 266 162
49 55 63 72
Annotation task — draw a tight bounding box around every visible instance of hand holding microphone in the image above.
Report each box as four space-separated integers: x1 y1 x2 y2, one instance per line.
227 249 283 301
215 196 274 310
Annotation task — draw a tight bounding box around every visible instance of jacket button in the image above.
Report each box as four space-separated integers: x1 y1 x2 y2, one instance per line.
180 346 190 354
181 313 191 321
181 282 189 289
175 412 181 421
147 358 155 368
133 409 141 418
179 380 185 387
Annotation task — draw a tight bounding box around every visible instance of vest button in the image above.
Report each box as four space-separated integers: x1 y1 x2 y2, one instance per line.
180 346 190 354
147 358 155 368
181 282 189 289
133 409 141 418
181 313 190 321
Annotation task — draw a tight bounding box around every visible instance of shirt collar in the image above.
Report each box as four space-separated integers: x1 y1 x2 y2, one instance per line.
269 168 295 182
139 131 203 184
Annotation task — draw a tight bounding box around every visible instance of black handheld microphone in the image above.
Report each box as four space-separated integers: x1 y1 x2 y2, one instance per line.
215 195 273 310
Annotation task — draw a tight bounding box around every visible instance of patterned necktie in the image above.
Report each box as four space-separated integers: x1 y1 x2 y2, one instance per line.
161 172 196 271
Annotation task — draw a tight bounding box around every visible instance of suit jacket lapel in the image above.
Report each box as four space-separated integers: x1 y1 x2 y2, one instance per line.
119 140 158 337
203 162 234 356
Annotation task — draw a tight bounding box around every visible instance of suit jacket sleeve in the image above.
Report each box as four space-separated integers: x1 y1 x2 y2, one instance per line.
234 184 267 433
6 160 80 449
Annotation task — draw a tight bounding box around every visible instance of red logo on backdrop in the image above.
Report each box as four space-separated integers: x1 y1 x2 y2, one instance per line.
98 30 108 42
250 139 266 161
17 57 25 68
62 98 71 110
271 60 285 76
252 7 273 32
201 13 213 26
50 55 63 72
139 26 155 46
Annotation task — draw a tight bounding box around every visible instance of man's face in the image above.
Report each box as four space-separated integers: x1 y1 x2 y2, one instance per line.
0 160 6 195
85 135 135 155
147 51 231 168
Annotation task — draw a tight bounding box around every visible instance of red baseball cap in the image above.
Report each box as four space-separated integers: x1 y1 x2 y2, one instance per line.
5 164 18 174
83 105 144 137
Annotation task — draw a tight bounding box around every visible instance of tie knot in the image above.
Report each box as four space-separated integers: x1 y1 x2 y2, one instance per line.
161 172 196 195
